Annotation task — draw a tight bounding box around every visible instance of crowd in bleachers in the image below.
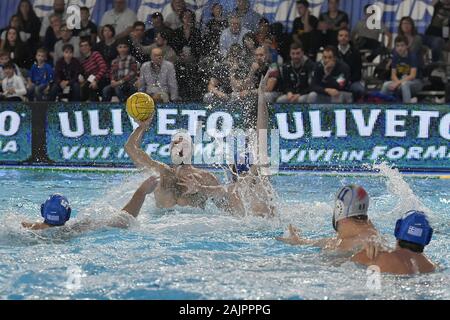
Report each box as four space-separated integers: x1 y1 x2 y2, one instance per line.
1 0 450 104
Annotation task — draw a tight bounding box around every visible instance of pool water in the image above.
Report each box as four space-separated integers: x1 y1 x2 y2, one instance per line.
0 166 448 300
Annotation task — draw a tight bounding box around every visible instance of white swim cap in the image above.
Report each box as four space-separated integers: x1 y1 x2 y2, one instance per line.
170 130 193 165
332 184 369 231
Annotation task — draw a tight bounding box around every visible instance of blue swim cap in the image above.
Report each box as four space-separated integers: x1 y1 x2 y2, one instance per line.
394 210 433 246
40 194 71 226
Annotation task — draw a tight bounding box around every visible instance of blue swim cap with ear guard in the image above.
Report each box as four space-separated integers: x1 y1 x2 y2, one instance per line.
394 210 433 246
41 194 71 226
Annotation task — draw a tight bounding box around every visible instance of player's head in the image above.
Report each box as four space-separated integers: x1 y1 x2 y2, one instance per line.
41 194 71 226
395 210 433 253
170 130 193 165
332 184 369 232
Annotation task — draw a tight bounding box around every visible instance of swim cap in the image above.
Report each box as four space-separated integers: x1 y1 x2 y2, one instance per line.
394 210 433 246
332 185 369 231
40 194 71 226
170 130 193 165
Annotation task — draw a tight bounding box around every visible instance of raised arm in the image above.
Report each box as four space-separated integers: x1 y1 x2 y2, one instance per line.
124 115 172 173
178 174 230 200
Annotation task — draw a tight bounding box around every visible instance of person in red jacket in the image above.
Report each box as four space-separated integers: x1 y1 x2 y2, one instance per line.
79 37 108 101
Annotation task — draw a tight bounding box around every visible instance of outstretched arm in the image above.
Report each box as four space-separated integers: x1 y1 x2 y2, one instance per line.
124 115 172 173
122 176 160 218
276 224 334 247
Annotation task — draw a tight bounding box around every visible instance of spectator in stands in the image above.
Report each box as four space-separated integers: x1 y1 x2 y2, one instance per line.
424 0 450 63
352 4 392 62
291 0 320 60
102 39 137 102
255 18 271 47
337 28 365 101
271 22 290 62
146 31 177 64
173 9 202 61
203 44 241 104
54 23 80 64
242 32 257 66
1 27 31 70
204 3 228 56
127 21 152 64
0 50 22 89
0 62 26 101
0 15 30 47
26 48 53 101
100 0 137 40
318 0 349 47
79 38 108 101
49 44 82 102
73 7 98 45
381 35 423 103
175 44 202 101
310 45 352 103
16 0 41 53
39 0 66 40
219 15 250 56
139 47 178 102
95 25 119 70
398 17 423 58
164 0 186 31
43 14 63 63
275 42 315 103
234 0 262 32
145 12 172 44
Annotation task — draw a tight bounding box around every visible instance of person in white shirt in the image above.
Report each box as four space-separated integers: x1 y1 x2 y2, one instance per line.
39 0 66 39
0 62 27 101
99 0 137 40
163 0 186 30
219 15 250 56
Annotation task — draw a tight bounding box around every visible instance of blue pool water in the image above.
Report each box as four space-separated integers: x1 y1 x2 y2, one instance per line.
0 166 449 300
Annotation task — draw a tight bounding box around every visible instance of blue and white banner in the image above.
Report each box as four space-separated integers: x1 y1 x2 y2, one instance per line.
0 0 436 33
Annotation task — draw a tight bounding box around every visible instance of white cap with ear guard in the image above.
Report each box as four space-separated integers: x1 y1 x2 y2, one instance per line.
170 130 193 165
332 184 369 231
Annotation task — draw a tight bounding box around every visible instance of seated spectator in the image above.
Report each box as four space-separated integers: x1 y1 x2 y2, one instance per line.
172 9 202 61
203 44 240 104
102 39 137 102
203 3 228 56
1 27 31 70
276 42 316 103
262 35 283 64
79 38 108 101
145 12 173 44
0 62 26 101
337 28 365 101
381 36 423 103
352 4 392 62
16 0 41 54
424 0 450 63
271 22 290 62
139 47 178 102
398 17 423 59
54 23 80 64
126 21 152 64
0 49 22 88
164 0 186 31
146 31 177 64
95 25 118 70
0 15 31 46
234 0 262 32
99 0 137 40
49 44 82 102
291 0 320 60
219 15 250 56
73 7 98 45
242 32 257 66
26 48 53 101
318 0 349 47
43 14 63 63
39 0 66 41
310 45 352 103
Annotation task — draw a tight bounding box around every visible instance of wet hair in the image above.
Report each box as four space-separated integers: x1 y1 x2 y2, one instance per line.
398 240 424 253
62 44 74 53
